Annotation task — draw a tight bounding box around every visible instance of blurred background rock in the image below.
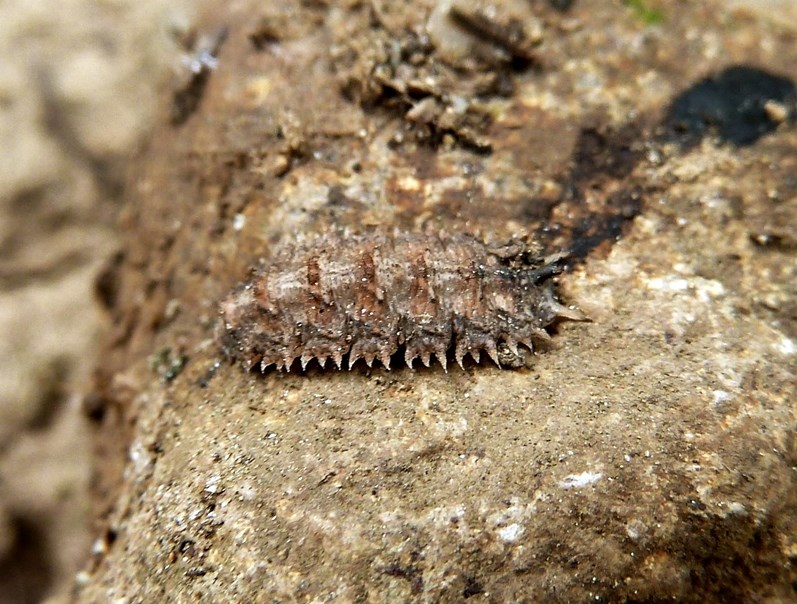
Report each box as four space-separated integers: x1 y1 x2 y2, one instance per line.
0 1 794 603
0 1 200 602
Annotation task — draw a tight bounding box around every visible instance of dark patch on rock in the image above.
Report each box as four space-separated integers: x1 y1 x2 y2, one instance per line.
25 357 71 432
381 561 424 594
536 121 649 260
94 250 124 311
462 575 485 598
568 123 644 187
0 515 54 604
662 65 796 148
549 0 576 10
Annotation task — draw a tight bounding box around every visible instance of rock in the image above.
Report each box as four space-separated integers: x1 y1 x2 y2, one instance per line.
76 1 797 601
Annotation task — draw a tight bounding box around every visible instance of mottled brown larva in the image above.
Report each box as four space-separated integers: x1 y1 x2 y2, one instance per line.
219 230 586 372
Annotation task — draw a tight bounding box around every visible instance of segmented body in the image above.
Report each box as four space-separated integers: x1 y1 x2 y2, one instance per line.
219 231 583 372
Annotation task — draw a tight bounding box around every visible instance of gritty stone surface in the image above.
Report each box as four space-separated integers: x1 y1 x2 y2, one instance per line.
76 0 796 602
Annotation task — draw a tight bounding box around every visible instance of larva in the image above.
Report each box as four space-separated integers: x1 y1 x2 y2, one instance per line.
219 231 585 372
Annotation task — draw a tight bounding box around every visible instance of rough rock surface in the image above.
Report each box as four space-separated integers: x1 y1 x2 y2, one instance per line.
77 1 796 602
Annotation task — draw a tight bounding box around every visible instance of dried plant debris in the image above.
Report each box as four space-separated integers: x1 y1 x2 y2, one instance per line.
331 0 544 151
220 231 586 373
439 0 543 66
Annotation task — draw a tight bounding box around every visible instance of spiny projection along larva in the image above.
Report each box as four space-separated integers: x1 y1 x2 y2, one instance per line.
219 230 586 372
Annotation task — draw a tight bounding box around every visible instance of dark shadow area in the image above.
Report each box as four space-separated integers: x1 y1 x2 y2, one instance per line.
534 121 647 261
661 65 796 148
536 65 796 263
548 0 575 11
25 356 70 432
0 515 54 604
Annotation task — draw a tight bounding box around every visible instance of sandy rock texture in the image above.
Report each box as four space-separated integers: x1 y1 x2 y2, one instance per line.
0 1 198 602
68 0 795 602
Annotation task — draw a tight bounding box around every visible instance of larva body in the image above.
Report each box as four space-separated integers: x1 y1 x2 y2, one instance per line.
220 231 584 372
